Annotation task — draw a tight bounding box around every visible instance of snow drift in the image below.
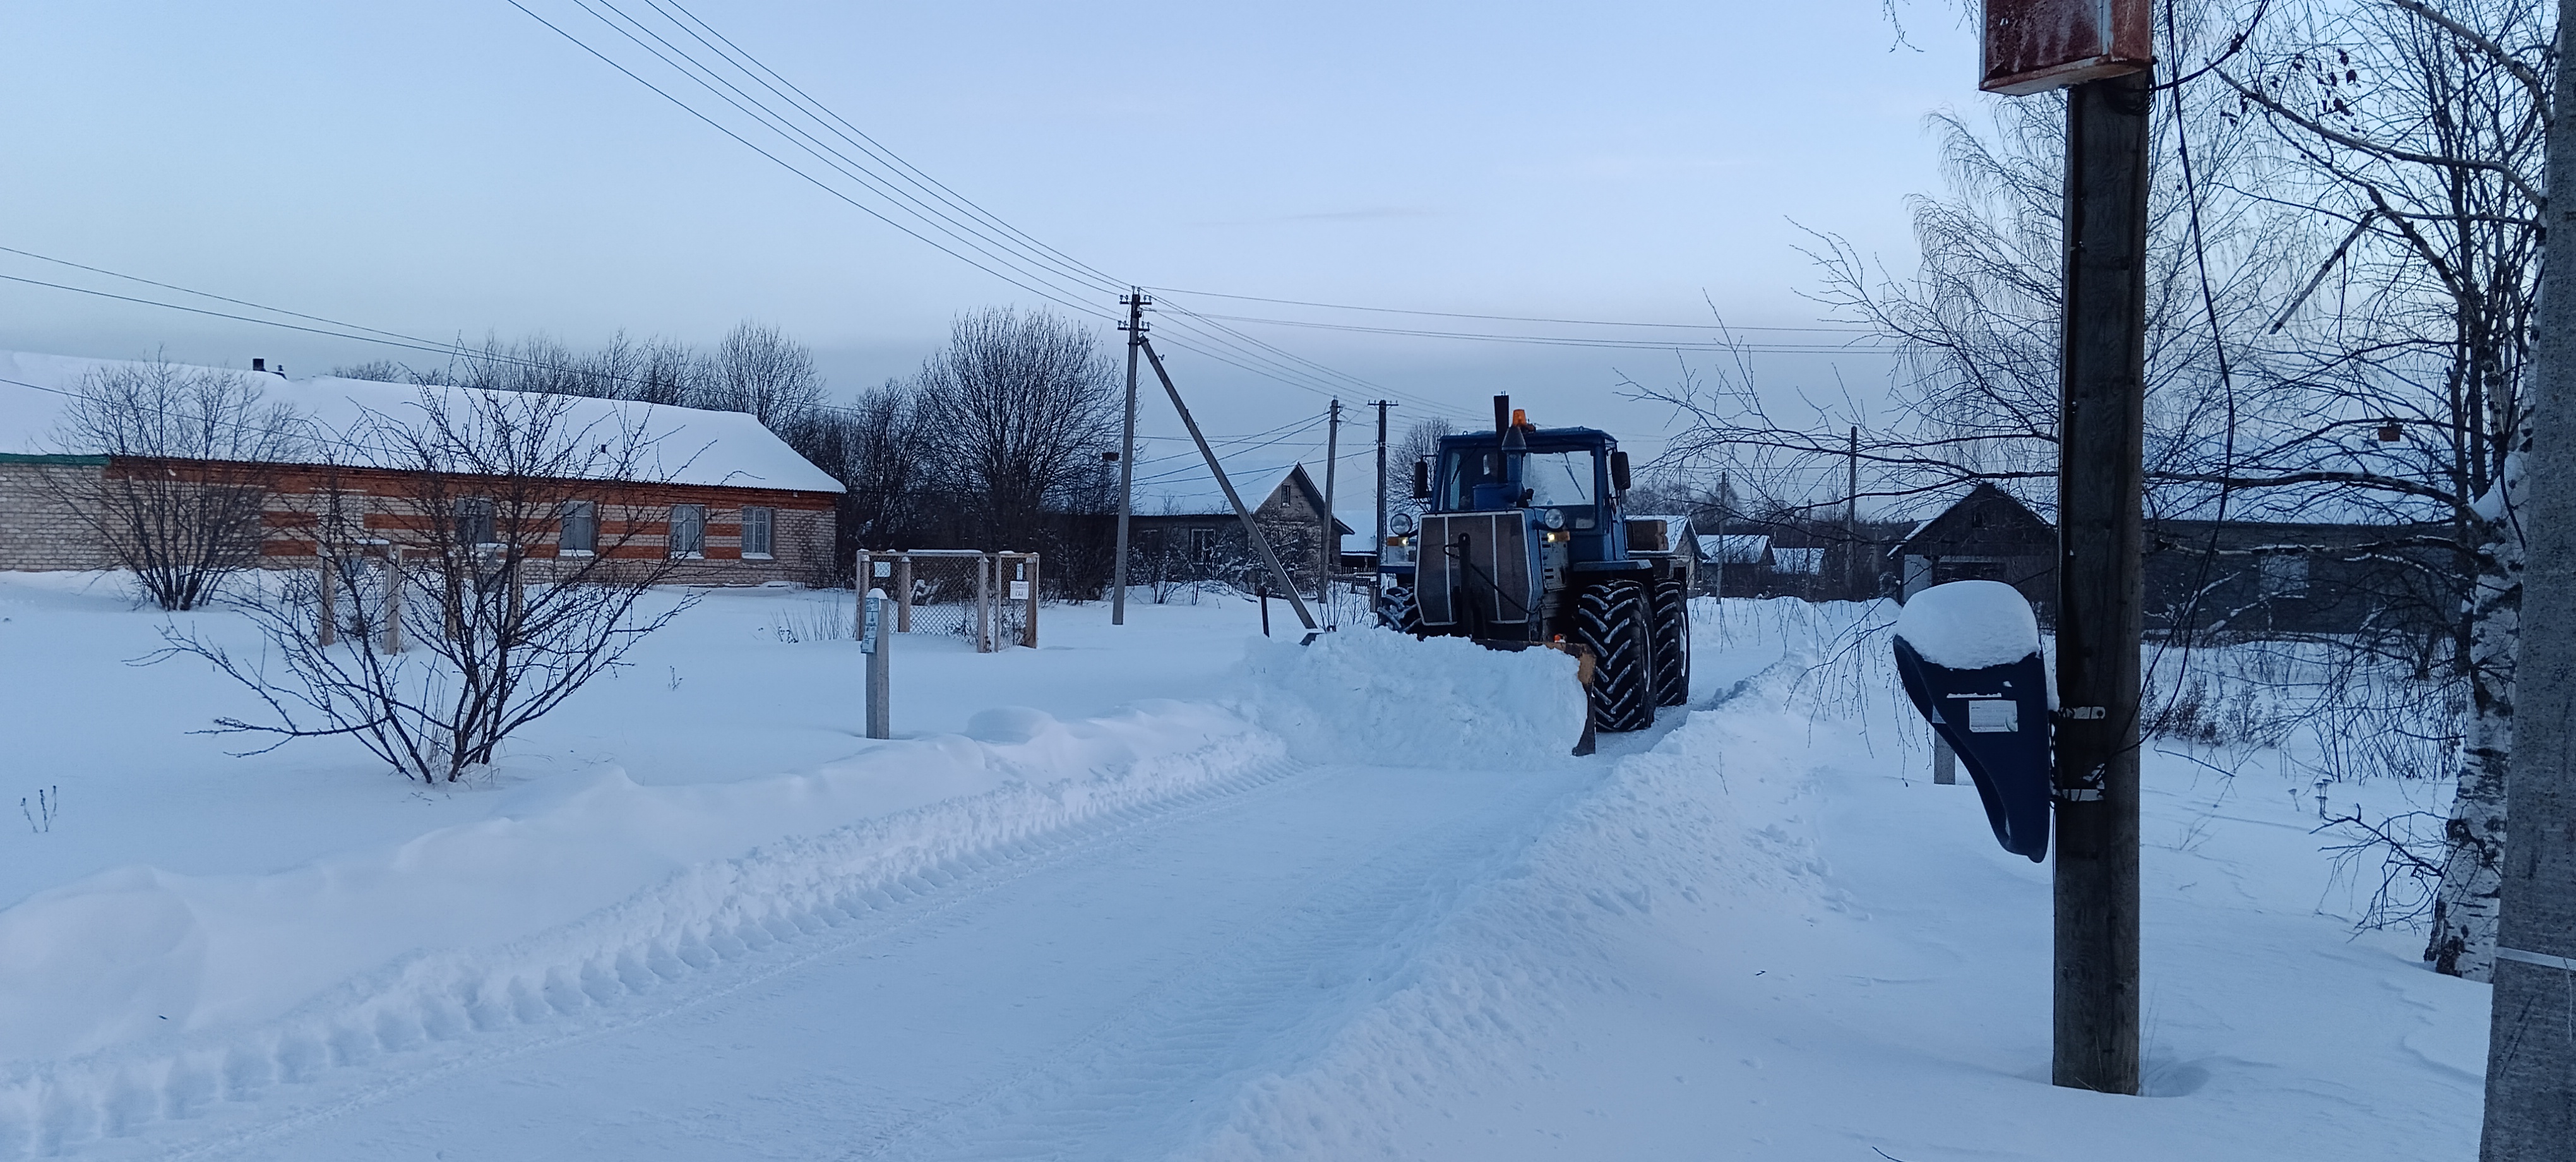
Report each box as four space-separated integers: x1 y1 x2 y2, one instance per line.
1237 628 1587 770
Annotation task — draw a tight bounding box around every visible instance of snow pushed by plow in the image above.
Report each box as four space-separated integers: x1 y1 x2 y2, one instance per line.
0 622 1597 1159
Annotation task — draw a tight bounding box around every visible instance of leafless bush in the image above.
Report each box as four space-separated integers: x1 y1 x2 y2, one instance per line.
163 388 698 783
49 357 307 610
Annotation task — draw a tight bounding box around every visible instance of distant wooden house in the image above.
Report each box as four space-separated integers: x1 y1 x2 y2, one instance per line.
1890 483 2057 618
1125 460 1352 592
1696 533 1774 597
2143 518 2458 641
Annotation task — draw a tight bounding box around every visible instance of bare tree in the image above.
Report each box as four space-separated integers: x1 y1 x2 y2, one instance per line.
164 388 696 783
49 357 307 610
912 307 1119 550
2215 0 2550 979
1642 0 2537 976
703 321 824 428
1383 417 1455 530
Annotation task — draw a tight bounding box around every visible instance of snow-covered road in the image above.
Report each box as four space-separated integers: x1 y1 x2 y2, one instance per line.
177 759 1587 1161
0 580 2498 1159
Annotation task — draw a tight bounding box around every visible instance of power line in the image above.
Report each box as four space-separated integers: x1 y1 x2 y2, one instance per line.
508 0 1513 422
1142 285 1880 334
1171 311 1907 354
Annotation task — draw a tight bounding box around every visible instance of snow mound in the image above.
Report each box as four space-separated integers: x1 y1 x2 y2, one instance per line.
1238 628 1587 769
0 700 1287 1141
1892 580 2040 669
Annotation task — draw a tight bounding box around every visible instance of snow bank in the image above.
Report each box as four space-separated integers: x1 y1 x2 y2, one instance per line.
0 700 1288 1148
1237 628 1587 770
1893 579 2039 669
1191 661 1847 1158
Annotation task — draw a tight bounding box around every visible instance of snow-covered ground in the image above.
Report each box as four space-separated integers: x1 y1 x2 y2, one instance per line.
0 577 2488 1159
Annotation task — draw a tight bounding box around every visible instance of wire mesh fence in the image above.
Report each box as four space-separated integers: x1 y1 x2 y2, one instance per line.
856 550 1041 652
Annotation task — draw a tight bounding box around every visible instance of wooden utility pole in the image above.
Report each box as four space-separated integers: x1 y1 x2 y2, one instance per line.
2051 68 2151 1096
2479 4 2576 1151
1373 400 1395 609
1844 425 1859 601
1320 399 1341 622
1112 289 1148 626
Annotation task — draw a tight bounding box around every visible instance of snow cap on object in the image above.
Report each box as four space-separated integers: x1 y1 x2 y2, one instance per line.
1893 580 2040 669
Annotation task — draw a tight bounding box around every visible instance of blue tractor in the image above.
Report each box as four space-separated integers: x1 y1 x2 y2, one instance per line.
1378 395 1691 733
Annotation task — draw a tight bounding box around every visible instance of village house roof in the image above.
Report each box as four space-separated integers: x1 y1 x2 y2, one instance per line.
1698 534 1773 566
1127 450 1354 536
0 349 844 494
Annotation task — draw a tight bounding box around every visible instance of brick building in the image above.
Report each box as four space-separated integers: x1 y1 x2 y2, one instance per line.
0 350 842 583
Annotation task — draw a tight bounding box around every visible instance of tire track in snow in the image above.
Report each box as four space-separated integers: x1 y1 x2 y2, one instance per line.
6 736 1311 1162
832 763 1594 1162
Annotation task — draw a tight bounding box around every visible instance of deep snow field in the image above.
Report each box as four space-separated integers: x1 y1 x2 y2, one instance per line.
0 573 2489 1159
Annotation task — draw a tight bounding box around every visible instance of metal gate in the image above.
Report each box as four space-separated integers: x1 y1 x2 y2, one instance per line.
854 549 1042 652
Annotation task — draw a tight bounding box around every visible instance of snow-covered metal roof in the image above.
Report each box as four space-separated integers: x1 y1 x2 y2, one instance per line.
1697 534 1772 565
0 349 843 494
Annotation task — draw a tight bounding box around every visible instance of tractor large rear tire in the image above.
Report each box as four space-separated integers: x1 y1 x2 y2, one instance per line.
1380 584 1423 635
1650 577 1691 707
1575 580 1655 733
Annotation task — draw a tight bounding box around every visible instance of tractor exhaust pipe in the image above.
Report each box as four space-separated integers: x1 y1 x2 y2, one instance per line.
1493 394 1511 440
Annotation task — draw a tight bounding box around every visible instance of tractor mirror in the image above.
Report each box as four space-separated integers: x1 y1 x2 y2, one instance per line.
1412 458 1431 500
1610 450 1632 493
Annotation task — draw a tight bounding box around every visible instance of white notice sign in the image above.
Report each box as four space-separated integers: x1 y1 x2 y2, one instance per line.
1009 580 1030 599
1967 699 2017 733
873 561 890 577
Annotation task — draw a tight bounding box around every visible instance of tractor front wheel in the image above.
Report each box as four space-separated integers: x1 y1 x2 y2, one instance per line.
1574 579 1656 733
1380 584 1423 635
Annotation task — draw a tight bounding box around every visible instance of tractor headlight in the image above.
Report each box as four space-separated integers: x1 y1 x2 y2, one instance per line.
1542 508 1567 530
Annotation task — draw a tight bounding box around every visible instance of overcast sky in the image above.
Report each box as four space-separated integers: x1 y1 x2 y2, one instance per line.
0 1 1981 475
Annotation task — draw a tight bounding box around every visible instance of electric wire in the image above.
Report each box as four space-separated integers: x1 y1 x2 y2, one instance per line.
1142 286 1881 334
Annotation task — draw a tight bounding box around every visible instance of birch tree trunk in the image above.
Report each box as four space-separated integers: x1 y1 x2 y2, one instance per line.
2429 501 2523 979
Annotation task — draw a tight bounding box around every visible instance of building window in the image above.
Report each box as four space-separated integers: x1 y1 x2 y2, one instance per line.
455 498 496 547
559 500 597 556
2258 553 2310 599
669 504 706 559
741 506 775 559
1190 527 1218 561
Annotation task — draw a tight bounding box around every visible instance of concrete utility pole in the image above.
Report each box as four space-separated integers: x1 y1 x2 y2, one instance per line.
2052 69 2152 1096
1112 289 1148 626
1320 399 1341 623
1373 400 1395 609
2479 8 2576 1153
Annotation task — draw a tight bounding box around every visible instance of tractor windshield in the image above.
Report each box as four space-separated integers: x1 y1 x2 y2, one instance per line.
1441 446 1599 511
1524 451 1598 508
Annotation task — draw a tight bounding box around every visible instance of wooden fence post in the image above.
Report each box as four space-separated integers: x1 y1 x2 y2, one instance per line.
895 554 913 633
975 553 994 653
381 546 404 655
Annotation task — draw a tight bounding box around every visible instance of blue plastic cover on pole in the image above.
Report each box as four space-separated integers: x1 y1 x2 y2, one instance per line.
1892 581 2053 861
